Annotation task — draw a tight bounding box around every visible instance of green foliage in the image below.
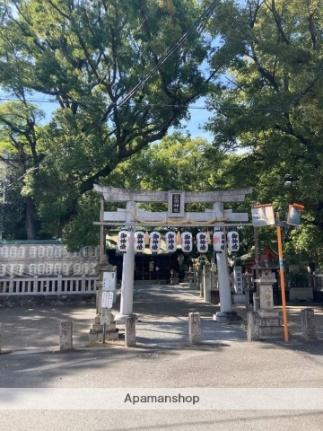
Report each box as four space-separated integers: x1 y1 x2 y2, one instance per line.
108 133 225 191
0 0 213 244
206 0 323 264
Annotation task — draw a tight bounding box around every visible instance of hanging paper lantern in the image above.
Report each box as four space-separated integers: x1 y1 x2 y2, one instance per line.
213 231 225 252
196 232 208 253
134 231 145 253
181 231 193 253
150 231 161 253
227 231 239 253
165 231 176 253
117 230 130 253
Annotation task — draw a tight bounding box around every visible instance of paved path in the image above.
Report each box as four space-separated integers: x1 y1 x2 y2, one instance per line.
132 282 245 348
1 283 323 431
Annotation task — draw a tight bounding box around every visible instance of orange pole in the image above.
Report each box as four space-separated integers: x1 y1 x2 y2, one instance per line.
276 225 289 342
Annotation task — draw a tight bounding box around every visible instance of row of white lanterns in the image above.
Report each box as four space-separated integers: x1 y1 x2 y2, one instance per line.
117 230 240 254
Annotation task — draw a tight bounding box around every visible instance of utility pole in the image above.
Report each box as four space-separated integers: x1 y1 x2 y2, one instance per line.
276 221 289 342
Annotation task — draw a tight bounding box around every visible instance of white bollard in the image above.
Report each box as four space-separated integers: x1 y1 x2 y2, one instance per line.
59 321 73 351
216 251 232 313
125 315 137 347
188 312 201 345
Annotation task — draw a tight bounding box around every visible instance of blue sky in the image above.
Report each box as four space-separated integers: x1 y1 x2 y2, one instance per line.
171 98 213 140
0 90 213 141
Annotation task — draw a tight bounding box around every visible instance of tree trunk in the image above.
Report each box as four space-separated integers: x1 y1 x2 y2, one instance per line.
25 197 36 240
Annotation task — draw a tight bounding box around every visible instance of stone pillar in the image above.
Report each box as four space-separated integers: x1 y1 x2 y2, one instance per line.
301 308 317 340
216 250 232 313
188 312 201 344
203 263 212 303
59 321 73 351
89 258 119 344
200 265 205 298
119 201 135 320
247 311 258 342
214 250 238 322
125 315 137 347
252 270 282 340
232 266 246 304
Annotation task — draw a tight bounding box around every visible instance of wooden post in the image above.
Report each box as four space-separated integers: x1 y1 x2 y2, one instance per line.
276 225 289 342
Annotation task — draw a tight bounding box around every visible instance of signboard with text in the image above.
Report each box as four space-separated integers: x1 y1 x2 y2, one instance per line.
103 272 116 291
251 204 275 227
287 203 304 226
101 291 114 309
167 191 185 218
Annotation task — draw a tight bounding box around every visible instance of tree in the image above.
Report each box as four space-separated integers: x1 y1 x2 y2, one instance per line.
60 133 232 249
206 0 323 264
0 0 214 239
108 133 225 191
0 101 44 238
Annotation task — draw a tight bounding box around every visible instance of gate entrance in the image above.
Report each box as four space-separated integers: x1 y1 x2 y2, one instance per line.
94 186 252 322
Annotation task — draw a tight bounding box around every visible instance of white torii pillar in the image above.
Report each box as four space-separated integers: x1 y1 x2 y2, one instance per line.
216 250 232 314
213 204 236 322
118 201 136 321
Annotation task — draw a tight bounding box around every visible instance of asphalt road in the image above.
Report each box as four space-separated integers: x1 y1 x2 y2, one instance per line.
0 282 323 430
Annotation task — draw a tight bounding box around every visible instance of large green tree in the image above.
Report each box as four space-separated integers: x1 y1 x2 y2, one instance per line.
206 0 323 264
63 133 230 249
0 101 44 238
0 0 214 239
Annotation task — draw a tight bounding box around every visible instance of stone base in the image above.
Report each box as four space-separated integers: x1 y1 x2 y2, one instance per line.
257 309 280 319
213 311 241 323
115 313 137 324
88 313 119 344
258 325 282 339
232 294 246 305
248 309 283 341
88 325 119 344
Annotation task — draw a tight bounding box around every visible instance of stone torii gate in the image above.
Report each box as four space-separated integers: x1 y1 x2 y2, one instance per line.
94 185 252 322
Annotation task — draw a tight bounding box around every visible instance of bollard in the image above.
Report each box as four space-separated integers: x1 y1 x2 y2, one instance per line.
125 315 136 347
247 311 258 342
203 269 212 303
0 322 2 353
188 312 201 345
301 308 317 340
59 321 73 351
200 267 205 298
